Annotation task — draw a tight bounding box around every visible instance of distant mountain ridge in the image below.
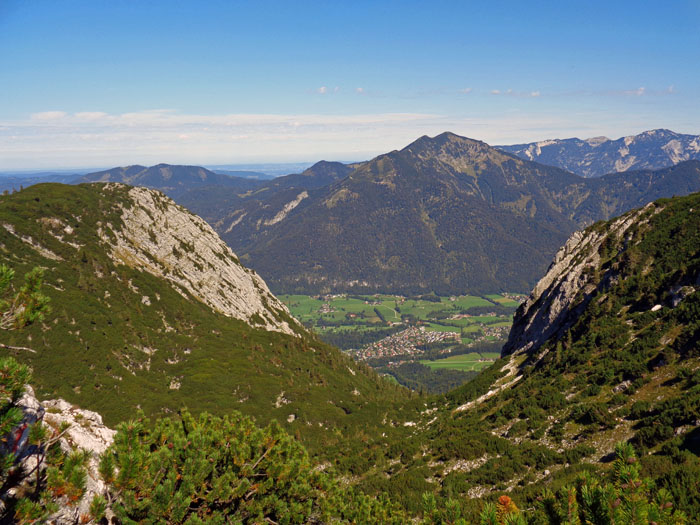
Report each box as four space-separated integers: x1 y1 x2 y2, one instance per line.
214 133 582 294
61 132 700 296
78 163 263 198
196 132 700 295
499 128 700 177
177 160 353 229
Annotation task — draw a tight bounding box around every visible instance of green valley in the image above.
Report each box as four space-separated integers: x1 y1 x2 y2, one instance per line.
280 292 524 393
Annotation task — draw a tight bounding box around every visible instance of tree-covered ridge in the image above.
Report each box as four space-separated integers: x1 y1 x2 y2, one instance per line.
201 132 700 296
0 183 409 457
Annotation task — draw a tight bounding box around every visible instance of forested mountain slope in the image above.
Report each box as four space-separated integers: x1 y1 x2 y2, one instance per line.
341 192 700 518
215 133 700 295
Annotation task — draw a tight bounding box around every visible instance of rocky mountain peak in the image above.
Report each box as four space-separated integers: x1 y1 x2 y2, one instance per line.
402 132 492 157
499 128 700 177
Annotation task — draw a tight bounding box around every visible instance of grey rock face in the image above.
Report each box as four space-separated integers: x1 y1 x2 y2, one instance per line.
98 184 299 335
42 399 117 524
502 203 658 358
2 387 117 524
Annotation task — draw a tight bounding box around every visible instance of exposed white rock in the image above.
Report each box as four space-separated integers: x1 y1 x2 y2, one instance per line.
264 191 308 226
275 391 290 408
500 129 700 178
4 389 117 524
662 139 687 164
614 154 636 172
97 184 299 335
2 223 63 261
443 454 490 475
225 211 247 233
43 399 116 457
456 354 522 412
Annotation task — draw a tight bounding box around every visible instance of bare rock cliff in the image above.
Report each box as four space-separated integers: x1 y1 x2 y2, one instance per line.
97 184 298 335
502 203 660 358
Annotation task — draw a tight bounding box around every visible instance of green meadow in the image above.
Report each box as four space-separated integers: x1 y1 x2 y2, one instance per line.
420 352 501 372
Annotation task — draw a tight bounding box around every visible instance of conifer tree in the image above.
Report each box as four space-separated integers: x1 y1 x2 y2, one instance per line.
481 442 688 525
0 264 50 331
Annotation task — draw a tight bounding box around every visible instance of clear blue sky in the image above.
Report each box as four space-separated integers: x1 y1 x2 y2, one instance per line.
1 0 699 169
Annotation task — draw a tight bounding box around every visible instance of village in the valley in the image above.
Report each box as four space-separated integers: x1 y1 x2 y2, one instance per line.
281 292 525 366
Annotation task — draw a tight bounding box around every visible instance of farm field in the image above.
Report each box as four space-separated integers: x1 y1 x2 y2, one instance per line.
279 292 526 394
420 352 501 372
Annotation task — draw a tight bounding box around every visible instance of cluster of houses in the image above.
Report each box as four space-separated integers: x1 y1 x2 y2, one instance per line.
350 326 459 361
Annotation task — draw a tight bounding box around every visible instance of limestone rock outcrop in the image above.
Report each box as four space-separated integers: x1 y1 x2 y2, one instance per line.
98 184 299 335
502 203 660 358
3 387 117 524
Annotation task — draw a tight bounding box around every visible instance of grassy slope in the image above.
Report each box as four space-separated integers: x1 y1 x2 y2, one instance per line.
0 183 411 457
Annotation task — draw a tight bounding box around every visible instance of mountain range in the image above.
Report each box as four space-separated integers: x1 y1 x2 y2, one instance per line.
173 132 700 295
499 128 700 177
28 130 697 298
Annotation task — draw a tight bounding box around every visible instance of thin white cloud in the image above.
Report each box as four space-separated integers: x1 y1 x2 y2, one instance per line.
459 88 472 94
74 111 108 120
30 111 67 120
624 87 646 96
491 89 541 98
355 87 364 94
317 86 328 94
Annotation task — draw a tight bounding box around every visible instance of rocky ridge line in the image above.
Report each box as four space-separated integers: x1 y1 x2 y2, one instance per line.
502 202 661 358
97 184 298 335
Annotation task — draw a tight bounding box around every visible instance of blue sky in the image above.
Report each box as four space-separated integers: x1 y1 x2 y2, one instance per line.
1 0 699 169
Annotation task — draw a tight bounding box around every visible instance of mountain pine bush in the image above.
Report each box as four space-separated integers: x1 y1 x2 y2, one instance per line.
480 443 688 525
100 409 407 524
